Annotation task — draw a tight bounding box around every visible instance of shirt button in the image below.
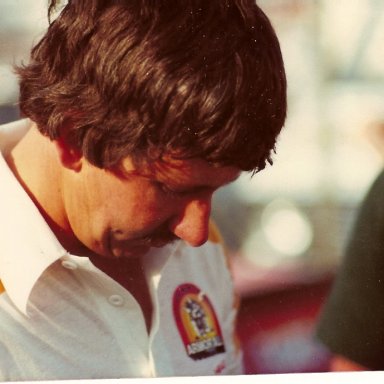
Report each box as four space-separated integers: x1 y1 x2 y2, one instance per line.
61 260 78 270
108 294 124 307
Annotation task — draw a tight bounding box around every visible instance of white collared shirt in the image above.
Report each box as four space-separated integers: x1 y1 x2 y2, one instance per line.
0 120 243 381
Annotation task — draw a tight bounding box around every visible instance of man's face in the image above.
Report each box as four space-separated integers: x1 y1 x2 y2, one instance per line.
60 155 240 259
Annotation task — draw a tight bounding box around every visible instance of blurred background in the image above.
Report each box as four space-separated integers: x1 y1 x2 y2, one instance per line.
1 0 384 375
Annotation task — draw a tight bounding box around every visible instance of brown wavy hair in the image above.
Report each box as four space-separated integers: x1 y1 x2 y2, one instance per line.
17 0 287 172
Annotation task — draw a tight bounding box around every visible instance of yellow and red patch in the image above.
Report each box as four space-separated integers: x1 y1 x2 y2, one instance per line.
173 283 225 360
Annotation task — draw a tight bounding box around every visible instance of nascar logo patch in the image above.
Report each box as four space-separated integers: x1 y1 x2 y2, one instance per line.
173 283 226 360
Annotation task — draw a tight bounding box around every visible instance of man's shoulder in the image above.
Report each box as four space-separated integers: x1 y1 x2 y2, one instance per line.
208 220 224 245
171 222 232 282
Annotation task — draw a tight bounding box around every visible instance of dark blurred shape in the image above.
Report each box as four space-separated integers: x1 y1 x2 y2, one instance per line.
0 105 20 124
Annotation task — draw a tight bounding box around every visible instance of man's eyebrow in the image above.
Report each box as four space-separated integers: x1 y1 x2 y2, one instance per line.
168 172 241 193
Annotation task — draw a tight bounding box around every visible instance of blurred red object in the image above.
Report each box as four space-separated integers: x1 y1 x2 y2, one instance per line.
233 256 333 374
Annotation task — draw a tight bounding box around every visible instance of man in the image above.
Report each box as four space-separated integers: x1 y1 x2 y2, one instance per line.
0 0 286 380
316 169 384 371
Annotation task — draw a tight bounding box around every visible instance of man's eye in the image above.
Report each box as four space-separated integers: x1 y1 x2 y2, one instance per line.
158 182 186 197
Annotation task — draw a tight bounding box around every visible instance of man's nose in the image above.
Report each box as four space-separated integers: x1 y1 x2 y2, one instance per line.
170 196 212 247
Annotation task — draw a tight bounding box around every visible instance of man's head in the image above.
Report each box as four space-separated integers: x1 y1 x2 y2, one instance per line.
17 0 286 173
15 0 287 258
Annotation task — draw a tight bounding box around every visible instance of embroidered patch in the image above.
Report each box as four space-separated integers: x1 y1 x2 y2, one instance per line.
173 283 226 360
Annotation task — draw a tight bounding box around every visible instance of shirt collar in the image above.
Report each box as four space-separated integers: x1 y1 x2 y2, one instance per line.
0 120 67 315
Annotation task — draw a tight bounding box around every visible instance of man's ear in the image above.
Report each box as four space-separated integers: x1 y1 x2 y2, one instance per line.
54 137 83 172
